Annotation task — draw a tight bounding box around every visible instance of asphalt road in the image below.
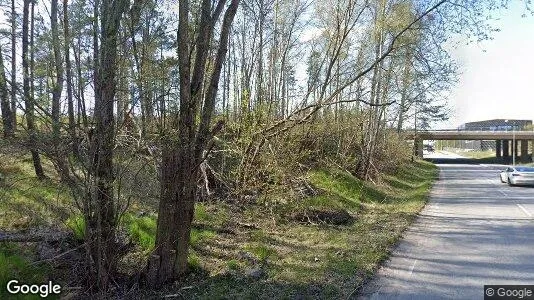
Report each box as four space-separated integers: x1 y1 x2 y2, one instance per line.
358 152 534 299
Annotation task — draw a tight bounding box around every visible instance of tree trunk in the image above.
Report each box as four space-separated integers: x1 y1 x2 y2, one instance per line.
149 144 196 284
256 0 264 109
22 0 45 180
30 0 35 113
116 39 128 128
397 48 412 133
10 0 17 133
357 2 385 180
73 38 88 128
0 45 14 138
148 0 239 286
93 0 100 109
63 0 76 153
141 18 154 136
84 0 128 290
51 0 64 141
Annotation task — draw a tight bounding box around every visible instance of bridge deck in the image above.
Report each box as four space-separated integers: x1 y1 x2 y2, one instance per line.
409 131 534 140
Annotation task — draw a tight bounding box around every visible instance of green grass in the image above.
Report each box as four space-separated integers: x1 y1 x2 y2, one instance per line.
245 244 277 262
226 259 240 270
448 149 495 159
307 169 363 209
65 215 85 240
120 209 217 252
0 244 52 300
0 139 74 231
194 203 210 222
122 214 157 251
190 228 216 247
194 202 229 227
307 160 436 210
442 149 534 165
0 139 439 299
177 160 438 299
188 251 202 271
273 160 437 291
0 138 220 282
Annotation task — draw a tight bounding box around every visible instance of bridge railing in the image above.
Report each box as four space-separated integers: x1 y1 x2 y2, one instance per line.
409 127 534 132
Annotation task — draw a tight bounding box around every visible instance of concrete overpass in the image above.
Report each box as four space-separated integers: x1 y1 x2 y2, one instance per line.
408 130 534 162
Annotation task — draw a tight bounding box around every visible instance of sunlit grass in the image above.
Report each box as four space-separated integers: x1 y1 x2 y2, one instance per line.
0 143 72 230
0 138 439 298
0 243 51 300
182 160 438 298
307 169 362 209
65 215 85 240
448 149 495 159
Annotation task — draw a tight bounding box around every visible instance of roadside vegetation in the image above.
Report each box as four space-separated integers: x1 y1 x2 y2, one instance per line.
0 0 509 297
1 135 438 298
445 148 534 165
447 149 495 159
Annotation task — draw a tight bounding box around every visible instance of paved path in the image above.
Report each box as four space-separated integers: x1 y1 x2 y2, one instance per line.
424 150 467 160
359 158 534 299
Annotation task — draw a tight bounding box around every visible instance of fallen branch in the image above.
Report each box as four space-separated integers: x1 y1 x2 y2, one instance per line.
0 233 44 242
30 243 86 266
163 293 184 299
0 231 68 242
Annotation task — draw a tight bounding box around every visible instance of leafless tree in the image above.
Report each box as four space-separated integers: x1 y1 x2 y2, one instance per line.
146 0 240 285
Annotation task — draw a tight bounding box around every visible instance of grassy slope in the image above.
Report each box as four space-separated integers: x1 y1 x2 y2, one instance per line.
0 138 438 299
0 142 73 230
0 140 63 299
176 160 438 299
447 149 495 159
445 149 534 165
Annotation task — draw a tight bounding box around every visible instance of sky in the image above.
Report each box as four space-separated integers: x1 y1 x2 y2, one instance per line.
1 2 531 129
440 2 534 129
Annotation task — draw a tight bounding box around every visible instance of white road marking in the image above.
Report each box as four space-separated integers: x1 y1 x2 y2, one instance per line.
480 164 509 168
517 204 532 217
408 259 417 276
487 178 506 187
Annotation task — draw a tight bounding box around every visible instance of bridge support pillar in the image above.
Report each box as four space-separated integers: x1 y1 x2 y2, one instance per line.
521 140 530 162
496 140 502 158
502 140 510 158
414 138 423 158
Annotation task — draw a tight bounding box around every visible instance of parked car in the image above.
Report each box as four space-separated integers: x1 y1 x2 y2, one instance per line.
500 166 534 186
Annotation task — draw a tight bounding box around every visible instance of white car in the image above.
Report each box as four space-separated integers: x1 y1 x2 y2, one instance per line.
500 166 534 186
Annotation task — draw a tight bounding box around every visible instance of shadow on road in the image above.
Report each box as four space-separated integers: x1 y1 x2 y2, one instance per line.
423 156 526 165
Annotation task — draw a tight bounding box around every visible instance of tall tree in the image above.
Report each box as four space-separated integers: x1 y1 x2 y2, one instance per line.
22 0 45 179
73 36 88 128
0 45 14 137
63 0 76 152
10 0 17 132
147 0 240 285
51 0 64 140
85 0 129 290
29 0 34 108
